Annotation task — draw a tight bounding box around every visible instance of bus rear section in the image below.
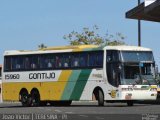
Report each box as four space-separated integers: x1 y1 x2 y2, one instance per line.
2 45 106 107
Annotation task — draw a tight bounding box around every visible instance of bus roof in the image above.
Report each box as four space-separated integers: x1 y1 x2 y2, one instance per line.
41 45 98 50
4 45 99 56
104 45 152 51
4 45 152 56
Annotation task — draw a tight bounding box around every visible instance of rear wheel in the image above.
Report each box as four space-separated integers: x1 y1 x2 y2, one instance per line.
98 90 104 106
31 90 40 107
20 91 30 107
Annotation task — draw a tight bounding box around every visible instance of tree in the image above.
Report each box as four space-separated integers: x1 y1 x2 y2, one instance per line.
105 32 126 46
38 43 47 49
63 25 126 46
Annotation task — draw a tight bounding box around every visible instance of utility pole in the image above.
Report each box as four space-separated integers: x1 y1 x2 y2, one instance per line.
138 0 141 46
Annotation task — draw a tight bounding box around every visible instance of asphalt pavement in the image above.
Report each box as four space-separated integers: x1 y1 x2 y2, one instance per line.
0 101 160 120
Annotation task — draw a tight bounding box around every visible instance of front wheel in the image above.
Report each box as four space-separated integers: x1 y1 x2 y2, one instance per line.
98 90 104 106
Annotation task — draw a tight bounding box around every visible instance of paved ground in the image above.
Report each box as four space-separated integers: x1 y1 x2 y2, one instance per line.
0 101 160 120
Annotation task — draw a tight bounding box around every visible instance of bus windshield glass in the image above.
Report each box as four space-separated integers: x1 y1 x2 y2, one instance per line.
121 51 154 62
120 51 156 85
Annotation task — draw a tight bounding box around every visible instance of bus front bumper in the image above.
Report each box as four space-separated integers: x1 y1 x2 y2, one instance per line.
119 91 157 100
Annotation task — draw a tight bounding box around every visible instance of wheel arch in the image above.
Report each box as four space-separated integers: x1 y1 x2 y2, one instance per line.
30 88 40 94
30 88 41 99
92 86 104 100
19 88 29 101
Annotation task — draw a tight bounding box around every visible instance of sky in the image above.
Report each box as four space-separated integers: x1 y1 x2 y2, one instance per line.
0 0 160 68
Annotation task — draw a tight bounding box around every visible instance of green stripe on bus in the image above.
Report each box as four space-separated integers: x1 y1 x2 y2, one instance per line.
69 69 92 100
61 70 81 100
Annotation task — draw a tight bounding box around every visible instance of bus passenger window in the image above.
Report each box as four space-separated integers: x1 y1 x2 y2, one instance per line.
47 56 55 69
4 57 11 71
48 61 52 68
71 54 79 67
11 56 24 70
30 56 38 69
74 58 79 67
63 54 71 68
31 63 36 69
88 53 96 67
25 57 30 69
64 62 68 67
96 52 103 66
16 64 21 69
79 53 87 67
56 56 62 68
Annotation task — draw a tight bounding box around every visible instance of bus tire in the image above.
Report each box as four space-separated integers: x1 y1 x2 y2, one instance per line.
98 90 104 106
20 91 30 107
31 90 40 107
127 101 133 106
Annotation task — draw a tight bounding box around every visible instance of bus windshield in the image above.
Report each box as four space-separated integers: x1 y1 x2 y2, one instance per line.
121 63 157 85
120 51 156 85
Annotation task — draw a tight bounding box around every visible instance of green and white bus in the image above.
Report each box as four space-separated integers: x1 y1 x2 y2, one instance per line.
2 45 157 106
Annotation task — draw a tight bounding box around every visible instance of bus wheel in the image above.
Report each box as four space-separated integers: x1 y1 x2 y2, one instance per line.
31 90 40 107
20 91 30 107
127 101 133 106
98 90 104 106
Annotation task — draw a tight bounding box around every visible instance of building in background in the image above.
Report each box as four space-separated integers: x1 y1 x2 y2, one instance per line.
126 0 160 22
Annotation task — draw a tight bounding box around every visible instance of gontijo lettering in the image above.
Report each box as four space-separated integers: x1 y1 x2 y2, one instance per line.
29 72 55 79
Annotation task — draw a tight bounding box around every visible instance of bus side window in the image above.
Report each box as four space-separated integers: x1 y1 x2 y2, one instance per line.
74 58 79 67
51 57 55 68
88 51 103 68
4 57 11 71
12 56 24 70
96 52 103 67
31 63 36 69
16 64 21 69
79 53 87 67
63 54 70 68
47 60 52 68
25 57 30 69
88 52 96 67
56 56 62 68
30 56 38 69
39 54 55 69
46 56 55 69
71 54 79 67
